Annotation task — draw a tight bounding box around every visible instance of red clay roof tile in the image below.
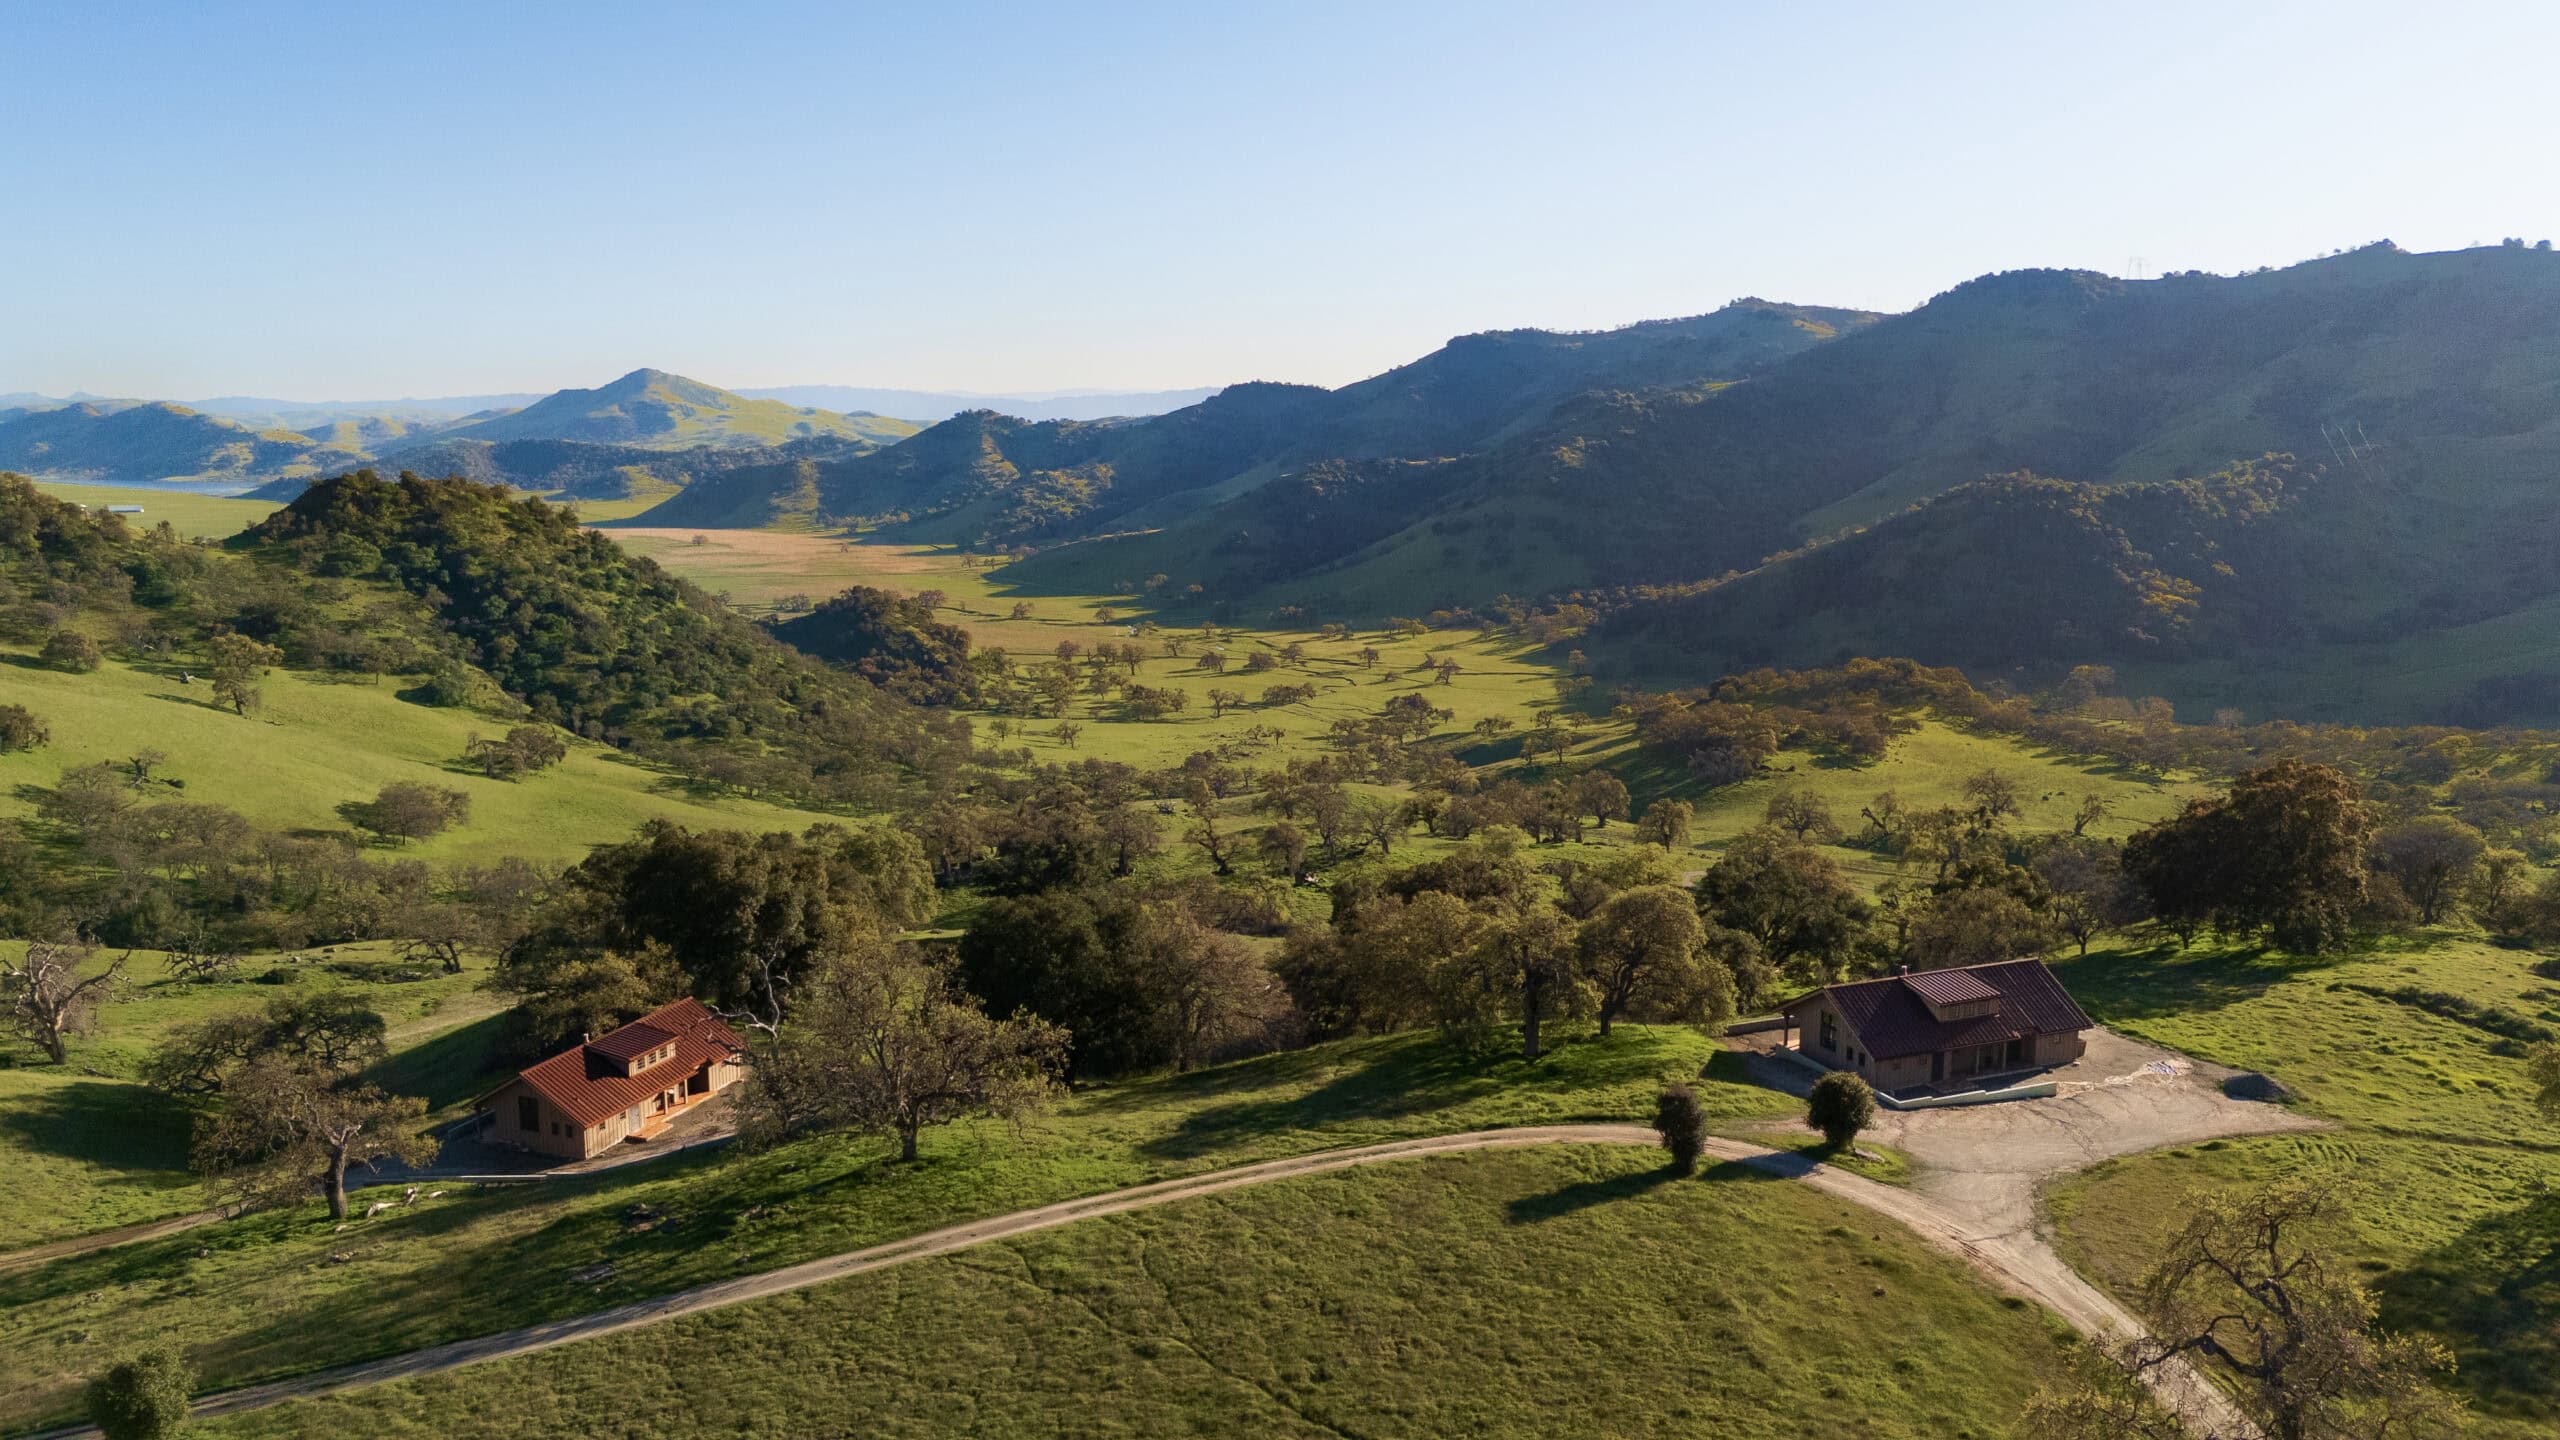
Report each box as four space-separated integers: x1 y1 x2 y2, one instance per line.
511 998 745 1130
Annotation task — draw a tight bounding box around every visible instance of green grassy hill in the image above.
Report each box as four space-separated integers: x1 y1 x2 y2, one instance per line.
427 368 917 451
190 1146 2079 1440
29 480 279 539
0 647 846 867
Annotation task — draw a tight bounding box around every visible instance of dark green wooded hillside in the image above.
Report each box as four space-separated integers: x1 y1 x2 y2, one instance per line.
768 585 977 705
1566 246 2560 721
1037 243 2560 619
1593 457 2319 685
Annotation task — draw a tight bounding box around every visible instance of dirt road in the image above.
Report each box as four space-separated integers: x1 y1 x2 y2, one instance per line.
19 1123 2253 1440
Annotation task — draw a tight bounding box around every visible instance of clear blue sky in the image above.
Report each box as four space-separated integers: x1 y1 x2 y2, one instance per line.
4 0 2553 400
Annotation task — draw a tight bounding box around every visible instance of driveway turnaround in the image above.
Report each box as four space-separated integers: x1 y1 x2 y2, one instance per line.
20 1123 2255 1440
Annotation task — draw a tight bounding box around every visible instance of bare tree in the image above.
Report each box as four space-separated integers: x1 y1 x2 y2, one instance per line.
206 633 283 717
1185 780 1233 876
2 939 125 1064
1638 798 1693 849
2071 793 2110 837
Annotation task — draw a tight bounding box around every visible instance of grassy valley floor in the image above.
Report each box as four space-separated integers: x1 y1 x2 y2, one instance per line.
193 1145 2080 1440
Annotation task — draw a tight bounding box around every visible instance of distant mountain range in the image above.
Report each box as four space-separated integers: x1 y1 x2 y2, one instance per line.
0 402 366 489
414 368 918 451
628 300 1876 536
22 244 2560 723
0 379 1221 486
629 242 2560 725
736 385 1221 424
0 369 925 493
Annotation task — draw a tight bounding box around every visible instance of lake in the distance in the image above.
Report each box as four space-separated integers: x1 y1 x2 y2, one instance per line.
29 475 261 497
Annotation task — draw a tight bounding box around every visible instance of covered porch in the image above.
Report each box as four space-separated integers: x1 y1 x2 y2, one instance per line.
631 1064 719 1140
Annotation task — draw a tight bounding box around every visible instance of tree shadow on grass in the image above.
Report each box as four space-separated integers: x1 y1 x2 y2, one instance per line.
365 1010 513 1115
2053 942 2332 1022
1122 1031 1689 1164
0 1078 192 1172
2374 1188 2560 1418
1504 1165 1676 1224
142 688 246 715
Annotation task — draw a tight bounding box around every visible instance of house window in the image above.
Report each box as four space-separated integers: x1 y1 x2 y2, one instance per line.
1818 1011 1838 1052
517 1096 540 1131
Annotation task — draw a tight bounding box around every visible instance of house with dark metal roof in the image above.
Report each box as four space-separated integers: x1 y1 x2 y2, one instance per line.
1776 960 2092 1096
477 998 747 1160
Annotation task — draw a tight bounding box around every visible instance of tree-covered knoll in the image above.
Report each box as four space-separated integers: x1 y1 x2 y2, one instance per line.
769 585 977 704
243 470 968 804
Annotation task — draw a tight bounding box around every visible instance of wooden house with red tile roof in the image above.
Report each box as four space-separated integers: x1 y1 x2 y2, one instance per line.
478 998 748 1160
1776 960 2091 1096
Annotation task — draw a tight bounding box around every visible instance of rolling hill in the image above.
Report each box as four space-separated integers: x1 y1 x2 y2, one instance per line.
420 367 918 451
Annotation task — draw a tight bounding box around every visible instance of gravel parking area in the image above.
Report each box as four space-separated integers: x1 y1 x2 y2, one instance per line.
1737 1025 2324 1242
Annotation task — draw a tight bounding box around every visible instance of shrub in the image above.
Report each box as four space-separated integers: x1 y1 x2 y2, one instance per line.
1652 1083 1708 1174
86 1347 194 1439
40 629 103 672
1807 1070 1876 1149
0 704 47 752
415 664 474 707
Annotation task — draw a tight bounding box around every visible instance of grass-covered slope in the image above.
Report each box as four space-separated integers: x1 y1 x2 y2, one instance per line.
426 368 917 451
0 1027 1778 1430
2047 933 2560 1439
0 643 845 866
0 943 510 1253
28 480 278 539
194 1146 2078 1440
